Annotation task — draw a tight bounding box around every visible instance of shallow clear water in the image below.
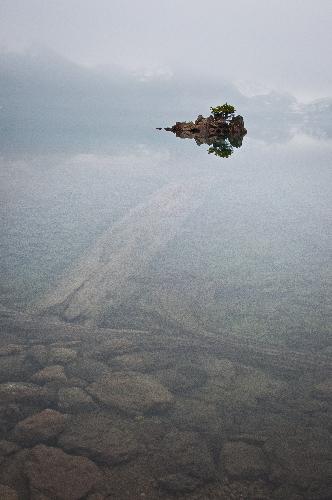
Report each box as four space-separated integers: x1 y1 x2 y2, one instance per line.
1 126 331 346
0 109 331 499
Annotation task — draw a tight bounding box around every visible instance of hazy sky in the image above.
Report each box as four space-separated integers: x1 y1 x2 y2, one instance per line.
0 0 331 100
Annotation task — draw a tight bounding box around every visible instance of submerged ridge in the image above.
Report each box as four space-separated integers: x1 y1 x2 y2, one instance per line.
32 177 214 325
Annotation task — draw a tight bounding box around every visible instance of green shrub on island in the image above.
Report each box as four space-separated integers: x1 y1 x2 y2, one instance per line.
210 103 236 120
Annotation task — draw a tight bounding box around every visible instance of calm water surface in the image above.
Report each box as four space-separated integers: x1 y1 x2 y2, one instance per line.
0 114 331 499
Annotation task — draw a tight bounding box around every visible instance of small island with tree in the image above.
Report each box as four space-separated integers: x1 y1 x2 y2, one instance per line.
159 103 247 158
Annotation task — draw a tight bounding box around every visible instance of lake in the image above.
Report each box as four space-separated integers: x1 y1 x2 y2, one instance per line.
0 98 331 499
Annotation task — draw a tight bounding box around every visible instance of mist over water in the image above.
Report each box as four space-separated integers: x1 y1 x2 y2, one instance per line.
0 15 331 499
1 53 331 342
1 113 331 348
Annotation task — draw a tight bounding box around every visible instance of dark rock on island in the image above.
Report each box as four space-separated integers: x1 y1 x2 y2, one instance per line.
160 104 247 157
165 113 246 145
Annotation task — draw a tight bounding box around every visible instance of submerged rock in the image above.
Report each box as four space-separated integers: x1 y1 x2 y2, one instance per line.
27 344 49 367
264 427 332 492
158 473 202 493
220 441 269 479
195 366 286 408
0 405 24 434
0 354 34 383
312 379 332 400
0 449 30 499
48 347 77 364
199 356 236 380
155 431 216 492
0 383 49 403
155 364 208 394
13 409 67 445
86 372 173 415
0 484 18 500
58 386 95 411
169 399 222 435
86 494 105 500
24 445 101 499
66 357 108 383
31 365 67 385
0 440 20 457
58 413 139 464
272 484 304 500
111 351 174 373
0 344 25 356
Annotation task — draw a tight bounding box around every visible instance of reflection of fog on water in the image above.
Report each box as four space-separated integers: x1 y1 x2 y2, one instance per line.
0 51 331 500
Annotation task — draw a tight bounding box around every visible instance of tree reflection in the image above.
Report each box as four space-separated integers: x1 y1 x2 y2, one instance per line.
165 114 247 159
207 139 234 158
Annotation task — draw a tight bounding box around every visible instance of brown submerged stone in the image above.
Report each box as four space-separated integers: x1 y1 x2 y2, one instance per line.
58 386 95 411
0 484 18 500
24 445 101 499
13 409 67 445
155 430 216 492
86 371 173 415
0 382 50 403
58 413 139 464
220 441 269 479
31 365 67 385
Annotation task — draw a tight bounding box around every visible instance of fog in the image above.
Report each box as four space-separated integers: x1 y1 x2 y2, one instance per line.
1 0 331 101
0 3 332 498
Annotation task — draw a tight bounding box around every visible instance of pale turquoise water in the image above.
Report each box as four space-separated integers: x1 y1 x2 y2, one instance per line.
1 48 332 497
1 125 331 349
0 102 332 498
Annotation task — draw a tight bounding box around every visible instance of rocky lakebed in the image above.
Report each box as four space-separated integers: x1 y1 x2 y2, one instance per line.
0 309 331 499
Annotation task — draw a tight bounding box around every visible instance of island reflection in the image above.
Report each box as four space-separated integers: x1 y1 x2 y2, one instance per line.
163 106 247 158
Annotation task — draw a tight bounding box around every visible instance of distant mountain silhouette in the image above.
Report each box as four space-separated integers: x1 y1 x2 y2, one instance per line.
0 49 331 151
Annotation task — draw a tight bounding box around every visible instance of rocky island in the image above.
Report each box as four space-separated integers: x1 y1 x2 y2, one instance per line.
160 103 247 157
